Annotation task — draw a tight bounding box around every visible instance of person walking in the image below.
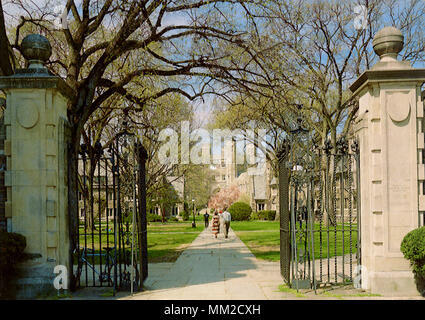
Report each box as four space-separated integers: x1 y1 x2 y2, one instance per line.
204 211 210 228
222 207 232 239
218 210 224 234
211 211 220 238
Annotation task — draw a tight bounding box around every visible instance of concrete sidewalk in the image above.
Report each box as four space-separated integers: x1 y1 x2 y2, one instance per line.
124 227 284 300
67 227 424 300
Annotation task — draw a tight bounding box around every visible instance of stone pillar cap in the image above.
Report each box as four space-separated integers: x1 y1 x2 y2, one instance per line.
21 34 52 69
370 27 412 71
372 26 404 60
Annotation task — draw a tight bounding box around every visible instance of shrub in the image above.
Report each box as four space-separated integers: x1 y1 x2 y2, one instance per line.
0 232 27 297
147 213 163 222
400 226 425 296
250 212 260 220
0 232 26 272
181 210 190 221
257 210 277 221
228 202 252 221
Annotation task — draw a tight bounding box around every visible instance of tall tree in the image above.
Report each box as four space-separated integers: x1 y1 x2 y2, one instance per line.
210 0 425 224
0 0 273 264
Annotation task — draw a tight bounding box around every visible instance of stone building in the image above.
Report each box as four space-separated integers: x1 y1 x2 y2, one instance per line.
235 160 277 212
77 160 185 220
149 176 184 218
209 139 278 212
209 140 238 193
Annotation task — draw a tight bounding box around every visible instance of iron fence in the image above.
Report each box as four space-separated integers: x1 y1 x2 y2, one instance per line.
280 136 361 291
72 136 147 295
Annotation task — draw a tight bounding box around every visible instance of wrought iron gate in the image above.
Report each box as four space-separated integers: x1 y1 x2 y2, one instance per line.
280 133 361 291
71 133 148 294
278 145 291 284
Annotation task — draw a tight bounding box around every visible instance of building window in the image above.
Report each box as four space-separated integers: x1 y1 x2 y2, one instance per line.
172 206 178 216
258 203 265 211
222 175 226 180
94 176 104 185
107 191 114 199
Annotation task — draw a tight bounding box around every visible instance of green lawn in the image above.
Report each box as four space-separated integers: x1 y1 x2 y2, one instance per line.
231 220 358 262
231 220 280 231
146 222 204 262
147 222 204 233
76 219 358 265
76 221 204 264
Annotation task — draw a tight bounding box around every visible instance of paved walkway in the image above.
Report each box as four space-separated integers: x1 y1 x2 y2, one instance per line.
67 226 425 300
124 227 284 300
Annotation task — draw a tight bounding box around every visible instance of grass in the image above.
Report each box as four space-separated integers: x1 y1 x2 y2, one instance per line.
76 219 358 265
100 290 115 297
231 221 282 261
319 290 381 299
231 220 358 262
75 220 204 264
147 225 202 262
277 284 306 298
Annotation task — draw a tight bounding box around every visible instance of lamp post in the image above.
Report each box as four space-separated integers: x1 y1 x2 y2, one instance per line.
192 199 196 228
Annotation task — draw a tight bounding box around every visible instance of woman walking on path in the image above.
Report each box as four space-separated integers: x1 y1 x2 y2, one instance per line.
211 211 220 238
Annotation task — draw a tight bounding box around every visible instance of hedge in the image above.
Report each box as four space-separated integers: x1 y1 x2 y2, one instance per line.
228 202 252 221
0 232 27 298
257 210 276 221
181 210 190 221
400 226 425 296
147 213 163 222
0 232 26 272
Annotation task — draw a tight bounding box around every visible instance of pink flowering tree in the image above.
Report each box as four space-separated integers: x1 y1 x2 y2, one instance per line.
208 184 240 211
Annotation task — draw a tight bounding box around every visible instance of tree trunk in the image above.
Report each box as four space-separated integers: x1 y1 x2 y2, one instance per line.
67 137 80 291
85 162 98 232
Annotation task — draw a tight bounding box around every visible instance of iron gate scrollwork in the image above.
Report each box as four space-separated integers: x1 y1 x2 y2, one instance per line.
72 132 148 294
279 121 361 291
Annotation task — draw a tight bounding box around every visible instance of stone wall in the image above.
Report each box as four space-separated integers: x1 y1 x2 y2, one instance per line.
0 34 72 298
350 26 425 296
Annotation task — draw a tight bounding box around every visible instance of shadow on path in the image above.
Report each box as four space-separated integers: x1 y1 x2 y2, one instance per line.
143 228 258 291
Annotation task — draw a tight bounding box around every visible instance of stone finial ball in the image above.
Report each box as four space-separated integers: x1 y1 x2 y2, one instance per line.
21 34 52 64
372 26 404 58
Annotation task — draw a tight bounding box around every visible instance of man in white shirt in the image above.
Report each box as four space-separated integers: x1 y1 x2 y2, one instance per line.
222 207 232 239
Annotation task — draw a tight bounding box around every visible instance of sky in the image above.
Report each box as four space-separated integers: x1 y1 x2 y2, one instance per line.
3 0 424 132
2 0 218 120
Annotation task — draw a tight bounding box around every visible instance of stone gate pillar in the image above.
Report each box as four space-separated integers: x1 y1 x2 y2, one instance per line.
350 27 425 296
0 34 73 298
